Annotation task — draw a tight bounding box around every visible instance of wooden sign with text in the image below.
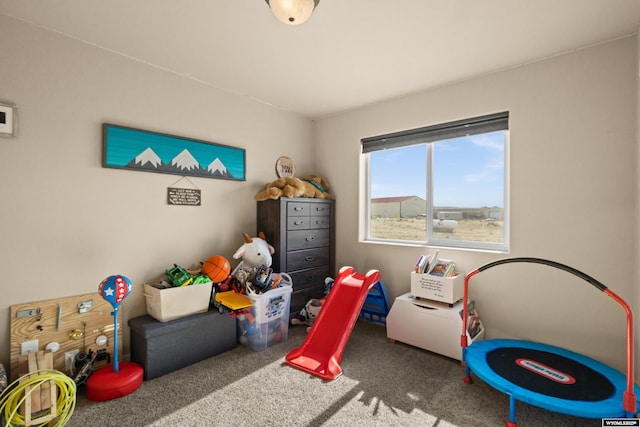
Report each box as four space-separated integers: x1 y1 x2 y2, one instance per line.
167 188 201 206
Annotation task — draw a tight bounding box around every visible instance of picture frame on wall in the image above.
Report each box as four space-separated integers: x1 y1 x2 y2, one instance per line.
102 123 246 181
0 102 17 137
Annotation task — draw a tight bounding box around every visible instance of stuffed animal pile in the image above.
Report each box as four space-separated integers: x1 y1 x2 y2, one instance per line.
255 174 331 201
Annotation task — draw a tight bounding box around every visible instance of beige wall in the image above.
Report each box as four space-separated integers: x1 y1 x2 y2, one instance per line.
2 13 639 381
315 36 638 375
0 16 314 369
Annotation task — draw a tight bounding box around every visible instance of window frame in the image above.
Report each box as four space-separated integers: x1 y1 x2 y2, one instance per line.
362 112 509 252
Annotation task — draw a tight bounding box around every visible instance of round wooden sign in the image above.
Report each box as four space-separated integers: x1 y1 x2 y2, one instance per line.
275 156 296 177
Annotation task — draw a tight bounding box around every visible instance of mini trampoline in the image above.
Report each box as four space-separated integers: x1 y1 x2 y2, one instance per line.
461 257 639 426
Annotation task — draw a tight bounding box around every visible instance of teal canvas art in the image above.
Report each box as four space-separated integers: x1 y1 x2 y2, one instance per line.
103 124 246 181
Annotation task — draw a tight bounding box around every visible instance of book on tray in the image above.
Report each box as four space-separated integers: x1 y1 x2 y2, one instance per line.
429 259 455 277
414 251 456 277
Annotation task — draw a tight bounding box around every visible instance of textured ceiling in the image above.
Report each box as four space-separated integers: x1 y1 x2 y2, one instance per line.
1 0 639 118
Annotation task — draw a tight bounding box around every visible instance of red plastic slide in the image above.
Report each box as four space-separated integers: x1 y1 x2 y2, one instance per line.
285 266 381 381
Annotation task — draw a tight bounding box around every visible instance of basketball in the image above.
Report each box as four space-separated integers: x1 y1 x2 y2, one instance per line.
202 255 231 283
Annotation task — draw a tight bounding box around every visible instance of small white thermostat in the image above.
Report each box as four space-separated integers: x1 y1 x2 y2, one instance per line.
0 102 17 137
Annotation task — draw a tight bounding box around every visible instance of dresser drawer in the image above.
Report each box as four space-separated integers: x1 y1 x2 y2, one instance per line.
287 216 310 230
287 202 311 217
287 215 331 231
287 229 330 251
289 266 331 291
309 203 331 216
287 248 330 271
309 215 330 229
287 201 331 218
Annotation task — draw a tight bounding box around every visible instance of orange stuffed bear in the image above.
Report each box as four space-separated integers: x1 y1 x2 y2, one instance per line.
255 174 331 201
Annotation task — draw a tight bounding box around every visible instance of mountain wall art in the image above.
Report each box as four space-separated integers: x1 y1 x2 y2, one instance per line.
102 124 246 181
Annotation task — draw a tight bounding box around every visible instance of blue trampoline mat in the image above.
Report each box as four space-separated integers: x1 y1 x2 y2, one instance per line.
465 339 640 419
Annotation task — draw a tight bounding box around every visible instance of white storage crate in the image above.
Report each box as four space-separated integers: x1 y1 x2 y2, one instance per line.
237 283 292 351
410 272 463 304
144 281 213 322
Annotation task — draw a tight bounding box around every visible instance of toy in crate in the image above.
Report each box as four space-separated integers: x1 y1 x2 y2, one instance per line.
201 255 231 283
230 232 275 293
165 264 193 287
145 263 213 322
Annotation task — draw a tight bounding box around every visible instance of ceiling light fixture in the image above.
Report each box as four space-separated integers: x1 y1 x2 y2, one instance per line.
265 0 320 25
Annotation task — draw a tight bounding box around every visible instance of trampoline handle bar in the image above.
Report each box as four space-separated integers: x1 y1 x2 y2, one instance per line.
475 257 607 291
604 288 636 414
461 268 480 350
461 257 636 415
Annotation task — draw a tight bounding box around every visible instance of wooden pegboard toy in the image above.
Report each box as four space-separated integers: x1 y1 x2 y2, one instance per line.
10 292 121 381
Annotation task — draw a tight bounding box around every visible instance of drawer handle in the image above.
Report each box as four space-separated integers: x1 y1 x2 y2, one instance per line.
294 221 305 225
305 237 315 242
305 275 315 281
305 256 315 261
294 207 304 211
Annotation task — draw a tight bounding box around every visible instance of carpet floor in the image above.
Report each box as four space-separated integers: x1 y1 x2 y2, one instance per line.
68 320 598 426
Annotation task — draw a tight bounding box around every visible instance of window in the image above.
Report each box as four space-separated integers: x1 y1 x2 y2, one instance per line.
362 112 509 251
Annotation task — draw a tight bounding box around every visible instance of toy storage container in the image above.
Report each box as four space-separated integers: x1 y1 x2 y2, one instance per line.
387 293 484 360
129 311 237 380
237 283 292 351
410 272 463 304
143 281 213 322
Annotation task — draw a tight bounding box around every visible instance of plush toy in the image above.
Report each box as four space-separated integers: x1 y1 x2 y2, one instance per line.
255 174 331 201
255 177 305 201
291 298 323 331
231 232 275 291
291 277 335 331
233 232 275 268
300 174 331 199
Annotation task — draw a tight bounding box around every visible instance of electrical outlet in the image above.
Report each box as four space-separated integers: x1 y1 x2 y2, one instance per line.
20 339 39 355
65 349 79 372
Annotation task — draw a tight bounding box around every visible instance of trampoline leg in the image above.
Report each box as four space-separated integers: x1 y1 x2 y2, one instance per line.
463 365 473 383
506 394 517 427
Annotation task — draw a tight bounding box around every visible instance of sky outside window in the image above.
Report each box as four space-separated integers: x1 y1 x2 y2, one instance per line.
370 131 505 208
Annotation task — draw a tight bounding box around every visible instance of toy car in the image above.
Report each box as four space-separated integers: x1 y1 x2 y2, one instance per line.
165 264 193 287
251 265 273 292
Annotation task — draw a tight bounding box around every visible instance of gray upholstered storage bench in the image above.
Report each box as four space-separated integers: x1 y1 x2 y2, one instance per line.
129 311 237 380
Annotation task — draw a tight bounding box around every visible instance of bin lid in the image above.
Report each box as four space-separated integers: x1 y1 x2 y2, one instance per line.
128 311 228 338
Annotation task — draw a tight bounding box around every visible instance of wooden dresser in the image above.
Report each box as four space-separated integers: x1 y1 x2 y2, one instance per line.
257 198 335 319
